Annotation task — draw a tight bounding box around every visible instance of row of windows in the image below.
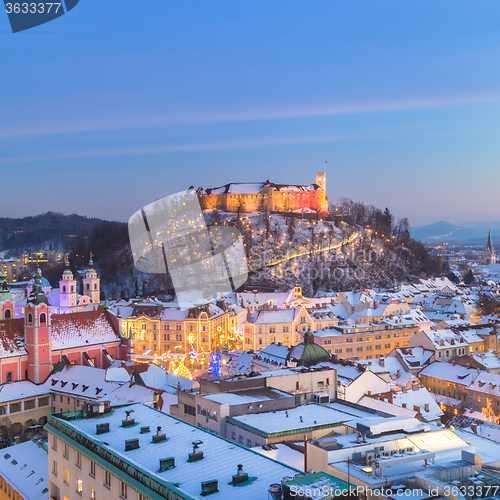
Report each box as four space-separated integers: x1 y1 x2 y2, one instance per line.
52 438 149 500
0 476 24 499
0 396 49 415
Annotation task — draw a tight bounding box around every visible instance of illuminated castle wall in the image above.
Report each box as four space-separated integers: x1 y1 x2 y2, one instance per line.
197 173 328 213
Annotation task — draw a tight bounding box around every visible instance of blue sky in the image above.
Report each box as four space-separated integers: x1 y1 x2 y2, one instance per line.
1 1 500 226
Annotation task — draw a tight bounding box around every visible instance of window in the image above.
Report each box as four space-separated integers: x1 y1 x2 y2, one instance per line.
356 337 363 342
90 489 96 500
164 334 167 341
120 482 128 499
247 439 252 447
104 471 111 488
6 372 11 383
38 396 49 407
52 460 57 475
385 343 390 348
60 395 63 403
77 478 83 494
153 333 157 340
64 468 70 485
0 406 5 415
63 443 69 458
89 461 96 477
375 345 382 350
366 345 373 351
238 435 244 444
283 326 289 332
335 349 342 354
346 348 353 353
283 335 289 343
184 404 196 417
67 397 71 404
76 452 81 467
10 402 21 413
52 435 57 450
269 336 275 344
231 432 236 440
269 327 276 334
40 312 47 323
356 347 363 352
24 399 35 410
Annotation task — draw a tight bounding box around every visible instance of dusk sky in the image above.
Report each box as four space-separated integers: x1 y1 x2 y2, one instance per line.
1 1 500 226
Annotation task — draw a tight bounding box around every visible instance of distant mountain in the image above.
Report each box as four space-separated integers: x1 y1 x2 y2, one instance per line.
410 221 500 243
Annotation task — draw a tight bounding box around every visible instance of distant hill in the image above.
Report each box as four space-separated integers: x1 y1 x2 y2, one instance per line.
410 221 500 243
0 212 120 254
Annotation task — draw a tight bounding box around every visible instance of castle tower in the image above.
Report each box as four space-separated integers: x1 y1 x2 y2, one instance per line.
59 258 77 311
25 272 51 384
316 172 326 192
0 270 14 320
485 230 497 265
83 256 100 304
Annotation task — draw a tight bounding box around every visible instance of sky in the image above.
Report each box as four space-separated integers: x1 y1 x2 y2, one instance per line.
1 1 500 227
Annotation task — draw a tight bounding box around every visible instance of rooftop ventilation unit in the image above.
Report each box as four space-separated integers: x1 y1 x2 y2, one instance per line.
125 439 139 452
159 457 175 472
140 426 150 434
122 410 135 428
268 484 282 500
232 464 249 485
189 440 204 462
96 423 109 435
152 426 167 443
201 480 218 496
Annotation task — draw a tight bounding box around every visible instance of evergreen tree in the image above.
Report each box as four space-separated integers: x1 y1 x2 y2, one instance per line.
464 270 475 284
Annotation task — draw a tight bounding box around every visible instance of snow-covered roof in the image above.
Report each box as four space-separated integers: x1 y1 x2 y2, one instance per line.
0 440 48 500
357 396 418 418
202 388 291 406
50 310 121 350
250 443 304 470
50 403 301 500
0 380 50 404
44 365 121 401
391 388 444 421
228 403 356 435
419 362 477 385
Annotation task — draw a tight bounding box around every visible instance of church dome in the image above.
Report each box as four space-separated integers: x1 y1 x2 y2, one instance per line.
287 330 330 367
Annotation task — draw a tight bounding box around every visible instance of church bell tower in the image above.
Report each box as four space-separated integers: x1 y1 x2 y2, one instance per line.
25 272 51 384
83 256 100 304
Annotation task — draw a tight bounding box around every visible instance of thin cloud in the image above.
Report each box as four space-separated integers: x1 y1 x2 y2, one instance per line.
1 91 500 139
0 133 360 164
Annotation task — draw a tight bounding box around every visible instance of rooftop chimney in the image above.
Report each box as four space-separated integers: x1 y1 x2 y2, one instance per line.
232 464 249 485
152 426 167 443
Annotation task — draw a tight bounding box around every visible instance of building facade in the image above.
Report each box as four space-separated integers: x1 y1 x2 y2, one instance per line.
197 173 328 213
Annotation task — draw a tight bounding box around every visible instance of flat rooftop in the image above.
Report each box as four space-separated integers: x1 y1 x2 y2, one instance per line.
47 403 301 500
227 403 356 437
201 388 292 405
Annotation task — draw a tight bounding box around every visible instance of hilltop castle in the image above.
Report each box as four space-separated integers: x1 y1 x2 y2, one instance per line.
197 172 328 213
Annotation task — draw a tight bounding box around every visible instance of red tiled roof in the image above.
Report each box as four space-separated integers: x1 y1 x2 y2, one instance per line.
0 318 26 358
51 310 121 351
